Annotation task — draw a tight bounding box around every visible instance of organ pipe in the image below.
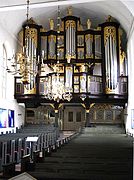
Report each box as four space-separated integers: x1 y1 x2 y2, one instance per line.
104 26 118 94
22 26 38 94
66 20 76 60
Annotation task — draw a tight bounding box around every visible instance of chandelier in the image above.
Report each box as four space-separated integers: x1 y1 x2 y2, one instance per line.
41 61 72 102
40 5 72 102
6 1 73 102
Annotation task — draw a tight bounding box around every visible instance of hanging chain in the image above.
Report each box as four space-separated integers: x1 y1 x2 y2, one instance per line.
57 5 61 34
26 0 30 28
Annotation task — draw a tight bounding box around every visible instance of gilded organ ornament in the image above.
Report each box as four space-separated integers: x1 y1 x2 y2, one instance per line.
16 7 127 98
25 28 37 48
77 21 83 31
104 26 116 45
87 19 91 29
67 6 73 16
49 19 54 30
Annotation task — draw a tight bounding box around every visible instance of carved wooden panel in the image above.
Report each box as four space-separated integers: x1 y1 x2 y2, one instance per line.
105 110 113 122
96 109 104 122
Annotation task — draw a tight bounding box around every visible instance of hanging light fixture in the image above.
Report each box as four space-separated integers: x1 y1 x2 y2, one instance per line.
8 2 72 101
40 5 72 102
43 62 72 102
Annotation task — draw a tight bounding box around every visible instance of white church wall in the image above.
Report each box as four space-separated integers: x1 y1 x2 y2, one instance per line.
0 24 18 100
125 27 134 135
0 25 25 134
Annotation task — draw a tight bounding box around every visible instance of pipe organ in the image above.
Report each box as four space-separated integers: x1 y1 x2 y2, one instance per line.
17 18 41 94
100 19 120 94
15 8 128 101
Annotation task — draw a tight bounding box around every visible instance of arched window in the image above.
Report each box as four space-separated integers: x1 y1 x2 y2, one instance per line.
0 44 7 99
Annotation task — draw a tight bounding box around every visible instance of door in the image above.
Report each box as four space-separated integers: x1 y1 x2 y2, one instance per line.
63 106 85 130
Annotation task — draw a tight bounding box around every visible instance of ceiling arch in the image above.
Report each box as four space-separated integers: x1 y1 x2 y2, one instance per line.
0 0 133 41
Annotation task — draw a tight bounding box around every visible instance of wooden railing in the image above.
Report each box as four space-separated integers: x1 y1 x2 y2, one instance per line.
14 75 128 96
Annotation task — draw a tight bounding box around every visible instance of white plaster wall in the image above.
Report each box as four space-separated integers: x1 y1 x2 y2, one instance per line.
0 25 17 54
0 25 25 133
0 25 17 100
125 28 134 135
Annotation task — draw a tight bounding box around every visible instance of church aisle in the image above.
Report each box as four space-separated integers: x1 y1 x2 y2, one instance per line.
29 126 133 180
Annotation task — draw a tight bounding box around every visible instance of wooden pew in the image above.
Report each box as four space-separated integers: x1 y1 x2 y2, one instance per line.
3 162 15 177
33 150 44 163
21 154 31 172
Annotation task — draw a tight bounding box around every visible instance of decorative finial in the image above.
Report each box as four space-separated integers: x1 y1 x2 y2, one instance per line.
67 6 73 16
106 15 112 22
87 19 91 29
27 17 36 25
97 26 101 30
77 21 83 31
49 19 54 30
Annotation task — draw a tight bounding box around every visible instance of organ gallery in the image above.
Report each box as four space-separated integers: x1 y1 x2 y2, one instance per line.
14 7 127 105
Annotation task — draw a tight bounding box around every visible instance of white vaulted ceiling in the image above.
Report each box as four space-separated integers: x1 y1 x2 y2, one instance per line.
0 0 133 42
